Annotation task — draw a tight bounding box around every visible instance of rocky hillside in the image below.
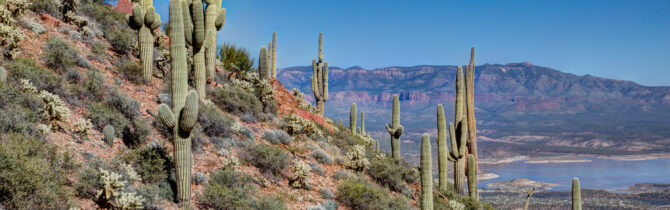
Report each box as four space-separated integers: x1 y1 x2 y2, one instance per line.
0 1 496 209
278 63 670 158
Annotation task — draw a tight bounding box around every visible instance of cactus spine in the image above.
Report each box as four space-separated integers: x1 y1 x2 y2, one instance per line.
446 66 468 195
466 47 479 173
350 103 357 135
157 1 199 206
205 0 226 82
311 32 329 116
360 111 365 134
467 154 478 200
271 31 277 79
103 125 115 146
259 46 270 79
436 104 448 191
0 67 6 87
385 94 404 159
420 133 433 210
126 0 162 83
572 177 582 210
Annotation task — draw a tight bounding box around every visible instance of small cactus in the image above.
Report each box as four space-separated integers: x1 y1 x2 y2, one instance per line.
259 46 270 80
572 177 581 210
385 94 404 159
103 125 115 146
349 103 357 135
311 33 329 116
468 154 478 200
420 133 433 210
126 0 162 83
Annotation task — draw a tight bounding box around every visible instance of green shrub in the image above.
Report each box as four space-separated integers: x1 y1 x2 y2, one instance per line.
105 28 136 54
198 169 257 210
320 188 334 200
336 178 409 210
44 38 84 73
6 58 69 97
124 143 175 184
0 83 42 135
367 156 419 194
106 89 140 119
212 85 263 116
88 102 129 137
257 195 287 210
311 148 334 164
31 0 62 18
218 42 254 73
115 57 144 84
122 117 151 147
80 2 126 28
198 104 236 138
0 133 77 209
246 144 289 176
263 129 292 145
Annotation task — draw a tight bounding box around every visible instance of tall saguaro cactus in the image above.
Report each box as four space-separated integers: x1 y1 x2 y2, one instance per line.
350 103 357 135
446 66 469 195
259 46 270 79
311 32 329 116
466 47 479 173
271 31 277 79
385 94 404 159
360 111 365 135
420 133 433 210
183 0 223 100
436 104 448 191
468 154 478 200
204 0 226 82
157 1 199 206
572 177 582 210
126 0 162 83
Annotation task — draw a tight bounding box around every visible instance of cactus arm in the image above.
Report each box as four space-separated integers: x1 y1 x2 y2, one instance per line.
318 33 323 60
179 91 199 132
131 5 144 27
572 177 581 210
271 31 277 78
468 154 478 200
158 104 175 128
215 8 226 30
394 125 404 139
323 62 329 101
448 122 459 159
144 6 156 28
181 0 193 45
458 118 468 157
149 14 161 30
191 0 205 50
259 47 269 79
420 133 434 210
360 111 365 134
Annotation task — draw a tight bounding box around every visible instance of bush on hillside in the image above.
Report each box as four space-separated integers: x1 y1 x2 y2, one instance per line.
198 103 236 138
44 38 86 73
121 117 151 147
6 58 70 97
198 169 258 210
212 85 263 116
263 129 292 145
88 102 129 137
124 143 175 184
115 57 144 84
336 178 410 210
367 156 419 195
246 144 289 177
311 148 334 164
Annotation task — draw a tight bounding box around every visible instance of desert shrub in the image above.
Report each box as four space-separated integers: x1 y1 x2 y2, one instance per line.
367 156 419 195
6 59 69 97
64 69 83 84
88 39 107 60
198 169 257 210
104 27 136 54
122 117 151 147
115 57 144 84
218 42 254 73
76 163 103 199
336 178 409 210
212 85 263 116
331 170 353 180
246 144 289 176
0 94 41 135
124 143 175 184
0 133 77 209
88 103 129 137
309 162 325 176
193 172 207 185
320 188 334 200
257 195 287 210
30 0 62 18
78 69 107 101
191 128 207 154
307 200 339 210
262 129 292 145
240 113 257 123
105 89 140 119
79 1 125 28
44 38 85 73
311 148 334 164
198 103 236 138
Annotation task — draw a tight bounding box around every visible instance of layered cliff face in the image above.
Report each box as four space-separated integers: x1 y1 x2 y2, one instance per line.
278 63 670 157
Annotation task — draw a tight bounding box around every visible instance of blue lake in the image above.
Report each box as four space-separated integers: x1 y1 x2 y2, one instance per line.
479 157 670 191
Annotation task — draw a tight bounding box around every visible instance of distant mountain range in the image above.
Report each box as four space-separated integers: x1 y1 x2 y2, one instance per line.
278 62 670 158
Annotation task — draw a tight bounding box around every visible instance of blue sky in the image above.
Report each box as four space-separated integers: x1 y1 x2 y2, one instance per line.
150 0 670 86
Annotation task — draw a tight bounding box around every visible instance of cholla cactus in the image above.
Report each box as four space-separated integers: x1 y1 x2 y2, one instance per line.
291 160 311 188
5 0 32 16
96 168 127 201
292 88 313 111
74 118 94 135
230 78 255 92
448 200 465 210
20 79 37 93
222 156 239 170
281 113 323 137
37 123 51 136
120 163 141 183
344 145 369 171
0 2 24 58
39 90 71 129
115 192 145 210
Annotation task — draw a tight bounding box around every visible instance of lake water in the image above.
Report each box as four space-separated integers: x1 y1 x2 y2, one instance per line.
479 157 670 191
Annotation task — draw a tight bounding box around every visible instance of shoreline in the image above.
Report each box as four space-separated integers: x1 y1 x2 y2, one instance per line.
480 152 670 165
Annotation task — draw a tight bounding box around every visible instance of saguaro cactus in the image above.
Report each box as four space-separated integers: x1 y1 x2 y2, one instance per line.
157 1 199 206
572 177 582 210
126 0 161 83
420 133 433 210
204 0 226 82
385 94 404 159
466 47 479 173
271 31 277 79
259 46 270 79
524 188 534 210
468 154 478 200
103 125 115 146
311 32 329 116
360 111 365 135
0 67 6 86
183 0 220 100
436 104 448 191
350 103 357 135
446 66 469 195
